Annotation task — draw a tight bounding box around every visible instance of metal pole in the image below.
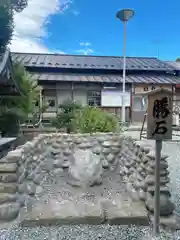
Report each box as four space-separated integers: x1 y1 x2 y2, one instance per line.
122 21 127 123
153 139 162 236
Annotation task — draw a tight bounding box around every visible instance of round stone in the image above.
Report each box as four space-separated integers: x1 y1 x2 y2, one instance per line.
146 194 175 216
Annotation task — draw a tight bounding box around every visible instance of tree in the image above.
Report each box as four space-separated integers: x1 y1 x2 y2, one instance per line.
0 0 28 52
0 62 41 136
176 58 180 62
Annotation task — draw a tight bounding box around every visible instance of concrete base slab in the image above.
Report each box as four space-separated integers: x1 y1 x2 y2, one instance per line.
20 197 149 227
21 199 104 227
103 199 149 226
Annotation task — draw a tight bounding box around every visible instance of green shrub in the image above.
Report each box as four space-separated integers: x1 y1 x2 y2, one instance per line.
0 107 25 137
72 106 120 133
51 100 81 133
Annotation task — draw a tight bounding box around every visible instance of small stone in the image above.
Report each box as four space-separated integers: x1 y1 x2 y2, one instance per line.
0 193 16 204
145 175 169 186
78 142 92 149
19 182 36 196
149 160 168 170
146 194 175 216
63 149 72 156
33 174 43 185
147 186 171 197
0 163 17 173
102 159 109 169
92 146 101 155
53 168 63 174
139 189 146 201
51 142 60 149
5 149 23 163
35 186 43 194
147 151 169 160
26 172 35 181
18 194 27 207
0 202 20 221
0 174 18 183
0 183 17 193
53 159 62 168
106 153 115 163
40 159 54 172
102 141 112 148
133 181 146 190
61 161 70 169
102 148 111 155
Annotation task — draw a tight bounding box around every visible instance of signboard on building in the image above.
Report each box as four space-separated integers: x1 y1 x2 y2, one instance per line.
134 84 172 94
146 88 173 140
101 90 130 107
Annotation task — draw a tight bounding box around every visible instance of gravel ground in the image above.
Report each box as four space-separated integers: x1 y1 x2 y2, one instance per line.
0 225 177 240
1 136 180 239
35 158 129 204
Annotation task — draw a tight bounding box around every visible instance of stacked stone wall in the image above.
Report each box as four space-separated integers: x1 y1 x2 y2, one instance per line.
0 132 175 222
120 138 175 217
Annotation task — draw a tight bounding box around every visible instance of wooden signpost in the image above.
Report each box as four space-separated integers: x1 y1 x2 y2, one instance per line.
144 88 173 235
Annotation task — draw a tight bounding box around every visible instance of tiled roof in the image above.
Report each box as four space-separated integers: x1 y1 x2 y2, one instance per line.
166 61 180 70
29 72 180 84
0 49 21 96
11 52 175 71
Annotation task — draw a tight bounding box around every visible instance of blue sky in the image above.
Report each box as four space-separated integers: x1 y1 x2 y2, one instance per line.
12 0 180 60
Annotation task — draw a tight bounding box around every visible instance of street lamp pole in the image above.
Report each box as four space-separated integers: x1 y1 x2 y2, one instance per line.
116 9 134 123
122 20 127 123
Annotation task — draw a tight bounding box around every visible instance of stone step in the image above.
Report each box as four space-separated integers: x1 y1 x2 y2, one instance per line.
0 183 17 193
0 202 20 221
0 163 17 173
0 174 18 183
0 193 16 204
20 198 149 227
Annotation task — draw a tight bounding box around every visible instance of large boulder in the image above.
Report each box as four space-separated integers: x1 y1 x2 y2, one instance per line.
68 149 103 187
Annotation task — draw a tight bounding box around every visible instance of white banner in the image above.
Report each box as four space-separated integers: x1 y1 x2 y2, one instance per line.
101 90 130 107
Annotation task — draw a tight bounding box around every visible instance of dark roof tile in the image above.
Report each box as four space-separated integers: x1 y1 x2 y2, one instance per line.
29 72 180 84
11 52 175 71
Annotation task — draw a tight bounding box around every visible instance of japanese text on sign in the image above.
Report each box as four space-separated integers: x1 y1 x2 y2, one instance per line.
152 97 170 136
147 89 172 140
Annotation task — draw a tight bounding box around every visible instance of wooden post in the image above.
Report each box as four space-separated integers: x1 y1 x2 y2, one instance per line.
145 88 173 236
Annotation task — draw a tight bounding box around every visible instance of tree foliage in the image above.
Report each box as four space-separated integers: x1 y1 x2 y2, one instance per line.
0 0 28 52
176 58 180 62
52 100 81 133
0 62 41 136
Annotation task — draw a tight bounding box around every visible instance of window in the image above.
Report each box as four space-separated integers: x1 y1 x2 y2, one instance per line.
44 97 56 112
87 91 101 106
47 99 55 107
133 96 148 111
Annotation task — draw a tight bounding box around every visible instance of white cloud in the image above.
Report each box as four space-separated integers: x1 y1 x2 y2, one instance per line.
76 48 94 55
10 0 71 53
79 42 91 46
76 42 94 55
